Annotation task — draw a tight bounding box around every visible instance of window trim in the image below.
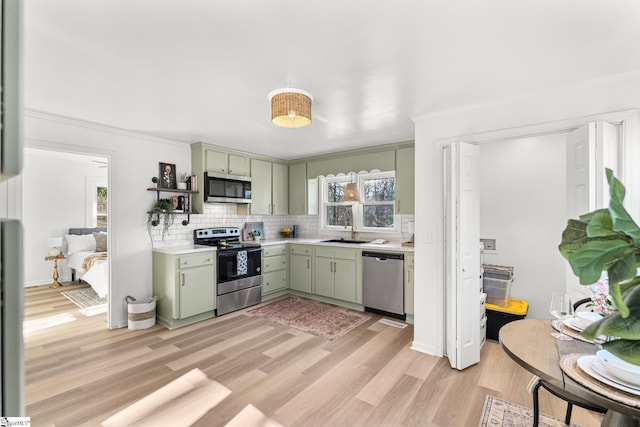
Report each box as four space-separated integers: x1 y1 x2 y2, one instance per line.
319 171 398 233
320 175 354 231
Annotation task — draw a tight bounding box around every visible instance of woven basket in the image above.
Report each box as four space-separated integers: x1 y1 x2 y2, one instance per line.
126 296 156 330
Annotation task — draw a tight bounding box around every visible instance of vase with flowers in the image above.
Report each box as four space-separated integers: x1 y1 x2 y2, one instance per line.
559 168 640 366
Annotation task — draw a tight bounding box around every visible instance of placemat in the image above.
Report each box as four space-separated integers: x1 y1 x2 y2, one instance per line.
552 320 592 343
562 325 593 343
559 353 640 408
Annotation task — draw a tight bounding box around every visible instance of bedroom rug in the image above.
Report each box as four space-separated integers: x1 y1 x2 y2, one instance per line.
61 287 106 309
478 395 580 427
247 296 370 340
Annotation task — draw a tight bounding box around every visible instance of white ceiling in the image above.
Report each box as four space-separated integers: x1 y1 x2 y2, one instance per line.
23 0 640 160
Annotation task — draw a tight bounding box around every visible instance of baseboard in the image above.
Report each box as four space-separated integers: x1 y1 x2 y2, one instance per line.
410 340 442 357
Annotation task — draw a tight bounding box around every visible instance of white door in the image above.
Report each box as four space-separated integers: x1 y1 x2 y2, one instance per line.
565 121 619 300
445 142 481 370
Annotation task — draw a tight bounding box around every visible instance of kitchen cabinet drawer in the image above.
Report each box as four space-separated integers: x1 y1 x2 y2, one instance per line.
289 244 311 255
406 253 414 267
263 245 287 257
314 246 334 258
263 269 287 294
263 254 287 273
334 247 357 260
179 253 214 269
315 246 357 260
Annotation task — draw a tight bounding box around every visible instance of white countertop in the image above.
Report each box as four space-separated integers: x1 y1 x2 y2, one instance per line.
152 237 414 255
258 237 414 252
152 242 216 255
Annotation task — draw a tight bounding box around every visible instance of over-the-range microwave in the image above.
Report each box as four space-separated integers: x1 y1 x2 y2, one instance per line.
204 172 252 203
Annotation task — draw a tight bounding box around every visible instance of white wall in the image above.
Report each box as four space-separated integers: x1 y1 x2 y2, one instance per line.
25 111 191 328
479 134 567 319
412 73 640 357
22 149 108 285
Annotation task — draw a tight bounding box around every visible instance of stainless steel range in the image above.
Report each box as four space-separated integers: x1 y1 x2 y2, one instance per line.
194 227 262 316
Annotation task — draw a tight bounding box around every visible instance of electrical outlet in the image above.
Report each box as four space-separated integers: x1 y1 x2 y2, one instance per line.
480 238 496 251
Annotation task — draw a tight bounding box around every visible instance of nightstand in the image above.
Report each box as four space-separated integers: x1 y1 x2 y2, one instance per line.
45 255 66 288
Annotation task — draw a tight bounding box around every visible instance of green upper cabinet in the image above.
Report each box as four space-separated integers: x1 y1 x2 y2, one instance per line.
205 148 248 176
191 142 251 213
395 146 414 214
250 159 288 215
288 162 307 215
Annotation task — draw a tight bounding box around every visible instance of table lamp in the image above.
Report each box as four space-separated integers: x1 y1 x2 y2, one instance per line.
48 236 63 256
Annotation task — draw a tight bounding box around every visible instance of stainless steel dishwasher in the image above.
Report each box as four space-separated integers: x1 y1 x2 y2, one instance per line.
362 251 405 320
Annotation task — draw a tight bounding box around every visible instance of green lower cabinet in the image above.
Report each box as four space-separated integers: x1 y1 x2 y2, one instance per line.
262 244 288 296
153 250 216 329
289 253 312 293
179 265 216 318
314 256 336 298
313 247 357 303
263 269 287 294
333 258 356 302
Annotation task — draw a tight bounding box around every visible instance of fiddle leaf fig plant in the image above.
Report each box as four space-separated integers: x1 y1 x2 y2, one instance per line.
559 168 640 365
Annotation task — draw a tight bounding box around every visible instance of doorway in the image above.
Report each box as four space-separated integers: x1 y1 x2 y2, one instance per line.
22 148 110 326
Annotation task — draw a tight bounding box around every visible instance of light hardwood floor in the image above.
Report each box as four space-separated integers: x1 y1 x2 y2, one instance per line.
24 283 603 427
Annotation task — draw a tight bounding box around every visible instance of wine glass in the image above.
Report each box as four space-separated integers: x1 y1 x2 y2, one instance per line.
549 293 573 341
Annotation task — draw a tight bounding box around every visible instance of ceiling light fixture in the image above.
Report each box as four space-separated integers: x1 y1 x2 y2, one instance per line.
268 88 313 128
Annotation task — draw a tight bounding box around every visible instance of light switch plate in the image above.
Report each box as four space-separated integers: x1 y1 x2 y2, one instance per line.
480 238 496 251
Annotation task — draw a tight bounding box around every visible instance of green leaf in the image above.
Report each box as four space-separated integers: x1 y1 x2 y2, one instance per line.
602 340 640 365
586 210 615 238
582 288 640 340
607 251 638 287
606 168 640 245
608 284 630 318
567 239 633 285
558 219 589 260
581 309 640 340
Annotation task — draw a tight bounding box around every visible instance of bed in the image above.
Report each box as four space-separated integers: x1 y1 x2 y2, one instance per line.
65 227 109 298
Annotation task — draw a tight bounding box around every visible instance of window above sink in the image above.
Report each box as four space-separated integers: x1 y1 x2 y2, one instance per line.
319 170 397 234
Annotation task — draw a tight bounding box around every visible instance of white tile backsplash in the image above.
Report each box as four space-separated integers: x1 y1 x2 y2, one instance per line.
148 203 413 243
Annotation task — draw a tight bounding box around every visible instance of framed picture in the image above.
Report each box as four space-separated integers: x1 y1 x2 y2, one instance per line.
159 162 177 189
244 222 264 240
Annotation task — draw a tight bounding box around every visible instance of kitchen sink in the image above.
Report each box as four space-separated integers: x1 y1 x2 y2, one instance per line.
321 238 371 244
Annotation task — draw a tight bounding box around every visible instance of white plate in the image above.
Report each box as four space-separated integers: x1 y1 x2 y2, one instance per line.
563 318 584 332
591 357 640 391
596 349 640 387
577 355 640 396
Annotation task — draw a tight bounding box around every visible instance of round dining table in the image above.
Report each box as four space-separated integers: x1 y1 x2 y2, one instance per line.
499 318 640 427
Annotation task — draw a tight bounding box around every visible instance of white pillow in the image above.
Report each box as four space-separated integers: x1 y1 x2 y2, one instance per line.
65 234 96 255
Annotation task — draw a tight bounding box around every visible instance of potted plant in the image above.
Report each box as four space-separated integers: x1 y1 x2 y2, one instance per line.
177 172 188 190
559 168 640 365
147 199 175 240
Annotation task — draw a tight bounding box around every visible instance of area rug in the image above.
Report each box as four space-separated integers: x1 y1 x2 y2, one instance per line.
247 296 370 340
479 395 580 427
61 287 106 309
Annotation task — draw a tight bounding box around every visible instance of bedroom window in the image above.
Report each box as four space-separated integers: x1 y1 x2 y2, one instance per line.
320 171 396 232
96 186 108 226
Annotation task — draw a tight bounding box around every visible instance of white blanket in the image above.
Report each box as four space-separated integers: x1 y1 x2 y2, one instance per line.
68 251 109 298
82 259 109 299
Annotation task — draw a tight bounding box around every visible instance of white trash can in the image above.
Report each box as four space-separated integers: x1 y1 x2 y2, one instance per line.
126 296 157 330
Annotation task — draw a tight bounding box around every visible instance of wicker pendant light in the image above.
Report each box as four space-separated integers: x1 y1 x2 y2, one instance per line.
268 88 313 128
343 183 359 202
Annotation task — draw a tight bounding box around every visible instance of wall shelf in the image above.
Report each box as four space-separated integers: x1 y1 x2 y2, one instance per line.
147 182 199 226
